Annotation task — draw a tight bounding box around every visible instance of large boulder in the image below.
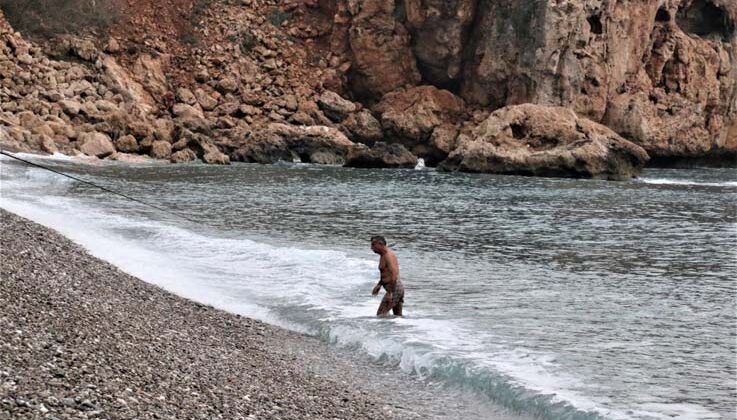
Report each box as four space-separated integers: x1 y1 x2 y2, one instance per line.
172 134 230 165
376 86 466 164
58 36 99 62
231 124 357 164
317 91 356 122
170 148 198 163
439 104 650 180
230 132 294 164
345 142 418 168
342 109 383 145
203 150 230 165
150 140 173 159
114 135 139 153
78 132 115 158
172 103 205 120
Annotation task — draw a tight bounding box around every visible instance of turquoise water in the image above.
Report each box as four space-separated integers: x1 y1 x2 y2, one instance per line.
1 155 735 419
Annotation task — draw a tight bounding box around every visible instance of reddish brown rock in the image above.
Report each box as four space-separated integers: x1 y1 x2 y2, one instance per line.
78 132 115 158
457 0 736 161
203 150 230 165
403 0 476 85
107 152 155 163
603 4 737 162
439 104 650 180
232 124 357 164
342 109 383 144
334 0 421 98
150 140 173 159
317 91 356 122
345 142 418 168
376 86 466 163
115 134 139 153
170 148 198 163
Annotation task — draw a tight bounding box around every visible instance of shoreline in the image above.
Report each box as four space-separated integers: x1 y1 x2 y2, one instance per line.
0 209 507 420
0 209 417 419
3 148 736 172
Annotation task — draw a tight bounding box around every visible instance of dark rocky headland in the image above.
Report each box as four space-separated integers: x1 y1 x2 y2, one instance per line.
0 0 735 179
0 208 428 419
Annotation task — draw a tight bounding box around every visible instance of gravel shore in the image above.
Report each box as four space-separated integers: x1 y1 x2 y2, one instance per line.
0 209 417 419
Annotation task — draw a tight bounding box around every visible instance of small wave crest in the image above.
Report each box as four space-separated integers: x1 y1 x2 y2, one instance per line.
636 178 737 187
313 321 610 420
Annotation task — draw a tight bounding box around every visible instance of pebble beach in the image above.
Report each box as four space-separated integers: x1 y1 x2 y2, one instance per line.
0 209 416 419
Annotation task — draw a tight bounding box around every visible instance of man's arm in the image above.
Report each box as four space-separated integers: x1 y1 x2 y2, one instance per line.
372 281 382 296
372 255 385 296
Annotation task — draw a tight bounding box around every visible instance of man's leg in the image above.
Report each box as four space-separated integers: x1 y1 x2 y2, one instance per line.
377 295 392 317
392 301 403 317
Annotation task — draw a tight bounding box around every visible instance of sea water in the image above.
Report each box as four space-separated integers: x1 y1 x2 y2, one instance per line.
1 155 735 419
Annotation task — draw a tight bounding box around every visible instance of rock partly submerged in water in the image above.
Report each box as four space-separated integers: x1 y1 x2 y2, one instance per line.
106 152 156 164
439 104 650 180
231 123 356 165
345 142 418 169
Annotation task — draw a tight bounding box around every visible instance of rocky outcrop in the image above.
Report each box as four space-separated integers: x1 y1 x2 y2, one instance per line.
603 2 737 163
231 124 357 164
318 90 356 122
345 142 418 168
404 0 476 87
331 0 421 99
439 104 650 180
0 10 171 161
376 86 466 164
341 109 384 145
170 148 197 164
2 0 734 171
328 0 736 165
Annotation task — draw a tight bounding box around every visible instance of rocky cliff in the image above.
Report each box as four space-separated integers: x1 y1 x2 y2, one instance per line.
0 0 734 178
329 0 736 165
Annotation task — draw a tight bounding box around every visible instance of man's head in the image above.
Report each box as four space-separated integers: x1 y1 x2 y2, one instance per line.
370 235 387 254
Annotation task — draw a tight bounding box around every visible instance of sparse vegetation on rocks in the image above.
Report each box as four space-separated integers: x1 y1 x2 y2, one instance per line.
0 0 119 39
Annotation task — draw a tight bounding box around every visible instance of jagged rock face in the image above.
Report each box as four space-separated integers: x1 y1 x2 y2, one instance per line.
604 0 737 162
345 141 418 168
333 0 736 162
332 0 421 99
231 123 356 164
439 104 650 180
375 85 466 164
403 0 475 87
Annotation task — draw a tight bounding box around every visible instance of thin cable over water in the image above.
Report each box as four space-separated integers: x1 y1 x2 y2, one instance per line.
0 150 197 223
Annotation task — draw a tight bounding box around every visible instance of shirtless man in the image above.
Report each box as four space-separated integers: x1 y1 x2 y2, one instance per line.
370 236 404 317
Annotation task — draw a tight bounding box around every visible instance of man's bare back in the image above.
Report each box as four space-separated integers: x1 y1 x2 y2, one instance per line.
370 236 404 317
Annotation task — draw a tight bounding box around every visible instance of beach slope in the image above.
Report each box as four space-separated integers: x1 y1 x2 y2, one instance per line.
0 209 397 419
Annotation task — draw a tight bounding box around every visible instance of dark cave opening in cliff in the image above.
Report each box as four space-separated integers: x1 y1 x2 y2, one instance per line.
511 123 528 140
587 14 603 34
676 0 735 41
415 62 463 95
656 8 671 22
